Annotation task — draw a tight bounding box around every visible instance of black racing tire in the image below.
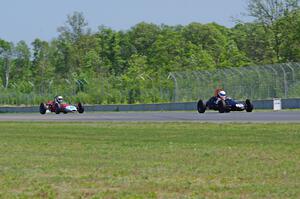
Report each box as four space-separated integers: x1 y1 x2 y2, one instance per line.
39 103 47 114
245 99 253 112
78 102 84 114
218 100 226 113
55 103 61 114
197 99 206 113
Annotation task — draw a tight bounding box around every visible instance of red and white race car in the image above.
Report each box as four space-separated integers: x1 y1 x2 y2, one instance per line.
39 96 84 114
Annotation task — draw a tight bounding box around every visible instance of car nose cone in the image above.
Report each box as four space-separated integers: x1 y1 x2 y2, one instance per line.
236 103 244 108
65 105 78 112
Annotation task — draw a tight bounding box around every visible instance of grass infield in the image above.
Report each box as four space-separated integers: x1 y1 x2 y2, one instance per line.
0 122 299 198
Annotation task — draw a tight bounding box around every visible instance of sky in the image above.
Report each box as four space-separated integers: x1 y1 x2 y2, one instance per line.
0 0 251 44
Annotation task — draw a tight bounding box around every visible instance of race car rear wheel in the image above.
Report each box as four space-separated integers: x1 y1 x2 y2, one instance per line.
78 102 84 114
197 99 206 113
245 99 253 112
218 100 226 113
39 103 47 114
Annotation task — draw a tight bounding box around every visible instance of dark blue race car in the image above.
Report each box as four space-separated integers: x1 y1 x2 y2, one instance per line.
197 96 253 113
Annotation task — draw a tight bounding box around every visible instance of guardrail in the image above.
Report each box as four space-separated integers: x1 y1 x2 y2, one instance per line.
0 99 299 113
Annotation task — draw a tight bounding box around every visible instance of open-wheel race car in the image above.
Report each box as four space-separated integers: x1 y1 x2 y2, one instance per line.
39 96 84 114
197 89 254 113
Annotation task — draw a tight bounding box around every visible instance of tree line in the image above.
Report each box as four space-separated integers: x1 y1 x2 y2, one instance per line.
0 0 300 104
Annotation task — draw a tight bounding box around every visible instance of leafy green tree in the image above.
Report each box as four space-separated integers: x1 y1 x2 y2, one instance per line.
31 39 54 93
56 11 91 77
247 0 298 25
57 11 91 43
221 40 252 67
149 26 185 72
0 39 14 89
110 32 127 75
13 41 31 81
276 9 300 61
232 23 274 64
50 39 74 79
129 22 161 56
184 42 216 70
246 0 299 61
95 26 115 74
182 23 228 66
121 54 149 103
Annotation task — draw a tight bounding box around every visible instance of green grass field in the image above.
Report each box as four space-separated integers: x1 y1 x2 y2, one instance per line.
0 122 299 199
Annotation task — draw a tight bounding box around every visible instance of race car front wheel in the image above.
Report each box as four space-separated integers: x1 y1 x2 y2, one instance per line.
218 100 226 113
55 103 61 114
78 102 84 114
197 99 206 113
245 99 253 112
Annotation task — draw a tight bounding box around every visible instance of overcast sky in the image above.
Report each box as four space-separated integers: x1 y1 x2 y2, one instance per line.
0 0 251 44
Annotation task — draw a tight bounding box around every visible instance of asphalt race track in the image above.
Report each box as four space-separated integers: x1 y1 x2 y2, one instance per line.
0 111 299 123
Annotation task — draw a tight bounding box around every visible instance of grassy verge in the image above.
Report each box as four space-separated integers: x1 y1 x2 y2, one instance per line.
0 122 299 198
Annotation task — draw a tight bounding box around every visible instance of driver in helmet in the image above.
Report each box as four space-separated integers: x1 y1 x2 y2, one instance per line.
208 89 228 105
214 90 229 104
54 96 64 104
217 90 227 101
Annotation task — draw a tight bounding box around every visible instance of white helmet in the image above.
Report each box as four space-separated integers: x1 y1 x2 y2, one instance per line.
218 91 226 99
56 96 63 103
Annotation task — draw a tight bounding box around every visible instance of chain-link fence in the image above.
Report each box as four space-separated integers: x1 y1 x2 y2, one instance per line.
169 63 300 102
0 79 87 105
1 63 300 105
0 76 173 105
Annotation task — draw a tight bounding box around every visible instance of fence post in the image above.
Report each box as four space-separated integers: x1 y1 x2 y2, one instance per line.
278 64 288 98
168 72 178 102
286 63 295 82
